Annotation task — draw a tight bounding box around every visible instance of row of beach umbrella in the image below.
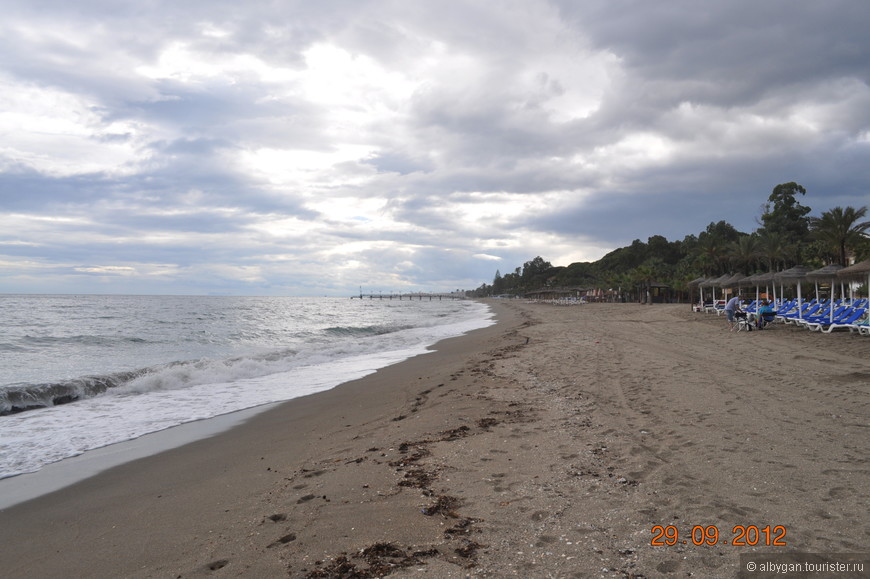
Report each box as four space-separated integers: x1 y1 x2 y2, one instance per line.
690 259 870 321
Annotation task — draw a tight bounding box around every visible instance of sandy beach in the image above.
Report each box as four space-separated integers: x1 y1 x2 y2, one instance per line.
1 301 867 578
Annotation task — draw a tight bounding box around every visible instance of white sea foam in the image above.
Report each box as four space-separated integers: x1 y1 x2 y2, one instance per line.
0 296 493 479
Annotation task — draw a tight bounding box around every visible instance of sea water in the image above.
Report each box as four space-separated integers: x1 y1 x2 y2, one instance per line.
0 295 493 479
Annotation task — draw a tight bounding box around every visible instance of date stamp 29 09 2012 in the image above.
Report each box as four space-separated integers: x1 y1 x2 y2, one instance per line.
651 524 787 547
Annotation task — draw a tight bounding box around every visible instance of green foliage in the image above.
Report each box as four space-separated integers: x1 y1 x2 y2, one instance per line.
730 234 762 274
760 182 811 256
557 261 598 286
855 235 870 262
522 256 553 279
469 183 869 299
696 233 728 275
647 235 682 263
808 205 869 266
471 256 557 296
703 220 743 243
491 269 505 294
756 230 789 271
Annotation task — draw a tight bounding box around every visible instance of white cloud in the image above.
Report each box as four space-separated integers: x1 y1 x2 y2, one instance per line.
239 144 379 187
0 75 144 176
0 0 867 295
73 265 136 274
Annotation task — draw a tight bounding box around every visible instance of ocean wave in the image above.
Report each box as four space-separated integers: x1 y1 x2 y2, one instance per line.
0 369 148 415
116 351 303 395
0 298 495 480
0 343 28 353
1 302 494 417
0 348 310 415
0 318 442 416
18 334 156 348
323 323 414 337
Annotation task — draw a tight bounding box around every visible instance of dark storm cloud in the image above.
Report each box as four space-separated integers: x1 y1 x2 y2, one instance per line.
558 1 870 100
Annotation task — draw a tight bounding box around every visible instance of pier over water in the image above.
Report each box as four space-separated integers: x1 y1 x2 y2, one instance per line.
351 292 465 300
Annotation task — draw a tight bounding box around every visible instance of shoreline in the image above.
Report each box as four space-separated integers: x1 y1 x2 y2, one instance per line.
0 299 495 498
0 301 866 578
0 403 279 510
0 300 525 578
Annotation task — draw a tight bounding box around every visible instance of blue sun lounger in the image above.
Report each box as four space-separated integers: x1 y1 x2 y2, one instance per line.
805 308 867 333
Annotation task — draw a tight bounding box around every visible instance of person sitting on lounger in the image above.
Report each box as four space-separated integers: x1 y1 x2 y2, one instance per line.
756 300 775 329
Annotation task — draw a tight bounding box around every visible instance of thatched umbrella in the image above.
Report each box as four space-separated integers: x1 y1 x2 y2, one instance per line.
751 271 777 305
700 274 730 306
722 273 748 289
739 274 757 309
688 276 708 309
775 265 813 320
837 258 870 302
806 264 844 299
698 275 714 306
738 274 759 288
807 264 845 322
720 274 748 311
743 272 772 309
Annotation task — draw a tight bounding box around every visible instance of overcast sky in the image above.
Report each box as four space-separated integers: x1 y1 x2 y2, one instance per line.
1 1 868 295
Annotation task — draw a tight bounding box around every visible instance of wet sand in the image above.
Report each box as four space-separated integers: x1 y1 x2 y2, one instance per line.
0 301 867 578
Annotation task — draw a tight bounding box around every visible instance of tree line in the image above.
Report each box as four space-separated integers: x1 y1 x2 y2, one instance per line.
469 182 870 300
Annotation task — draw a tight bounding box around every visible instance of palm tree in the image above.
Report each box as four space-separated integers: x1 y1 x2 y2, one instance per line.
809 206 870 266
729 234 761 274
602 272 624 301
756 230 791 272
611 271 634 302
759 230 801 271
634 258 667 303
633 264 654 303
670 273 694 303
696 235 728 275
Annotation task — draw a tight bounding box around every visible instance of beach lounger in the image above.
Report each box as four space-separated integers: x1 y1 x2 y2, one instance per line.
780 303 822 324
846 311 870 335
806 308 867 333
849 320 869 335
770 300 797 321
796 305 849 328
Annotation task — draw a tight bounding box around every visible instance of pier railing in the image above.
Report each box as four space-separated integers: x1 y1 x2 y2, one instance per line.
351 293 466 300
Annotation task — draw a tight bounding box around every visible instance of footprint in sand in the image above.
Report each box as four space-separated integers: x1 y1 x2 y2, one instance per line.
828 487 854 499
204 559 229 572
267 532 297 548
656 558 681 573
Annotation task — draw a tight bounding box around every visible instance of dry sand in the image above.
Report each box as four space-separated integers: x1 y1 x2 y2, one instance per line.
0 301 867 578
